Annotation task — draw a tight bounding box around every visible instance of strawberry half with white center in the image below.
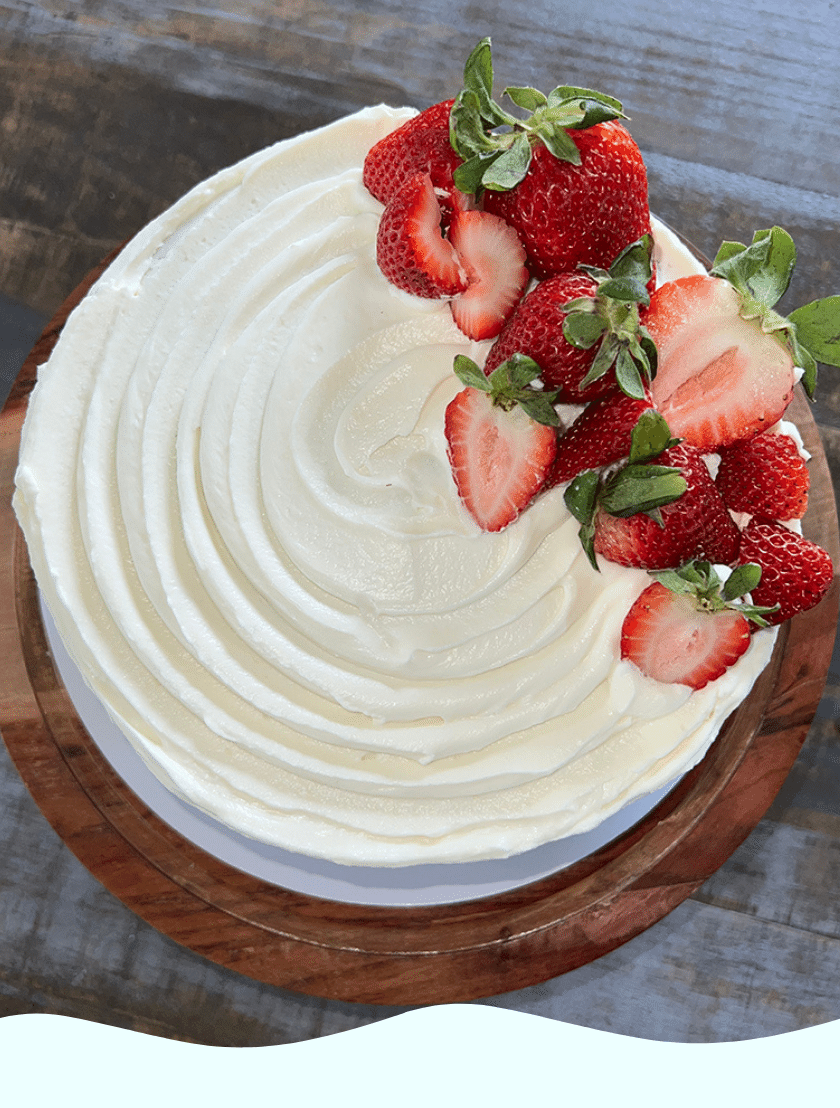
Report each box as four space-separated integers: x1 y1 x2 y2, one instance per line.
375 172 467 298
363 99 463 212
620 562 772 689
738 518 833 625
564 417 741 571
716 429 810 522
447 208 529 340
484 236 657 400
448 39 650 279
646 227 840 451
444 353 559 531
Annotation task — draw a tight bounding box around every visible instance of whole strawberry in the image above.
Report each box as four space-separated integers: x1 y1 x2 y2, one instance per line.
363 99 463 211
738 518 833 625
484 236 656 401
565 423 741 571
545 384 653 487
483 126 650 280
449 39 650 279
716 430 809 522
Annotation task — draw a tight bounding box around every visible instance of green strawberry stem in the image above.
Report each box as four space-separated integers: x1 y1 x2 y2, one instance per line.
449 37 626 195
453 353 561 426
563 410 684 569
710 226 840 399
650 560 778 628
561 236 658 399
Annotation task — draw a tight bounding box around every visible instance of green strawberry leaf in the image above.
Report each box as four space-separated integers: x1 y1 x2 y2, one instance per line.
788 297 840 367
722 562 762 603
453 151 501 194
596 276 650 304
503 352 543 388
546 86 625 126
481 131 533 190
563 310 607 350
564 469 600 525
711 227 796 310
614 348 646 399
531 122 582 165
519 394 561 426
564 470 601 571
453 354 491 391
599 464 686 518
628 410 678 464
503 85 547 111
450 39 625 194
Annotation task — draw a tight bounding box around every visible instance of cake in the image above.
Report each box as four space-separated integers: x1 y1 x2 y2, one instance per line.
13 43 836 867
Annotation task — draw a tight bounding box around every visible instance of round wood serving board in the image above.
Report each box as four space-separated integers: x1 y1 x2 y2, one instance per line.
2 253 838 1006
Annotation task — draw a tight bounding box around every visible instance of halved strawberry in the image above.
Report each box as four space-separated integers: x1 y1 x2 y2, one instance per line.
591 442 741 570
363 99 462 210
716 430 809 522
375 173 467 298
545 384 653 487
483 237 656 400
448 209 529 340
620 579 751 690
738 518 833 625
645 274 795 451
444 354 559 531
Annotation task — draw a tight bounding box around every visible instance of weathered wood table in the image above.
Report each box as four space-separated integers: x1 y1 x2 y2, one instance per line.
2 0 840 1043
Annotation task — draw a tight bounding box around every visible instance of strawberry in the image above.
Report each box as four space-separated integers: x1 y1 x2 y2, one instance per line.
448 40 651 281
620 577 751 690
363 99 462 211
447 209 529 340
482 127 651 280
737 518 833 625
716 430 809 521
646 226 840 452
591 442 741 570
484 237 656 401
444 354 559 531
645 274 795 451
375 172 467 298
546 384 653 487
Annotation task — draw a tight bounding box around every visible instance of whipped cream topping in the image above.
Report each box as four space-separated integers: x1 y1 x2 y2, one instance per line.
14 106 777 865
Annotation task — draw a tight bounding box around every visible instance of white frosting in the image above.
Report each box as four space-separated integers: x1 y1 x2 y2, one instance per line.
14 106 777 866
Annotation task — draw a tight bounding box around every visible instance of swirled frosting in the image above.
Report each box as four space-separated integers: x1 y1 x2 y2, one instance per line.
14 106 776 865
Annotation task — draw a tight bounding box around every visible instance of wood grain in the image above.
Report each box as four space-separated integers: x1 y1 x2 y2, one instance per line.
1 255 837 1006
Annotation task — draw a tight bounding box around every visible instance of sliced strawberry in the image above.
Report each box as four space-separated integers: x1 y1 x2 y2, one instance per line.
444 355 558 531
716 430 809 521
375 173 467 298
621 581 751 689
646 275 795 451
482 124 652 280
546 385 653 487
738 518 833 625
448 209 529 340
593 442 741 569
363 99 462 210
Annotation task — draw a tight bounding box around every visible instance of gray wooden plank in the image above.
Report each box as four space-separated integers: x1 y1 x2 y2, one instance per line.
483 897 840 1042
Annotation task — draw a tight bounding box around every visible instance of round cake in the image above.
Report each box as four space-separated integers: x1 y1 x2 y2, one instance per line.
11 102 794 867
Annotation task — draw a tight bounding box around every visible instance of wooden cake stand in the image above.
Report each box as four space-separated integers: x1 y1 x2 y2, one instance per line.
2 253 838 1006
